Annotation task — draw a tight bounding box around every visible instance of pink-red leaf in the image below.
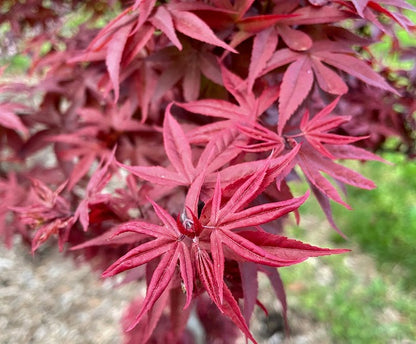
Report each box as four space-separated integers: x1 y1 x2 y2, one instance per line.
300 97 365 158
127 244 180 330
150 6 182 50
237 14 295 33
170 10 237 53
210 174 222 225
0 103 29 136
315 52 399 94
164 104 195 182
277 25 313 51
106 22 134 102
176 99 245 120
221 192 309 230
326 144 390 163
148 197 180 235
262 48 300 75
278 56 314 135
297 145 351 208
112 220 173 239
248 27 278 90
238 231 350 261
220 282 258 343
215 227 298 266
311 57 348 95
239 262 258 324
102 239 176 278
210 229 225 303
117 163 187 186
194 247 257 343
178 241 194 309
217 159 270 221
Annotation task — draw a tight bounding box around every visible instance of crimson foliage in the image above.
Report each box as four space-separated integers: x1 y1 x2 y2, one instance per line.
1 0 415 342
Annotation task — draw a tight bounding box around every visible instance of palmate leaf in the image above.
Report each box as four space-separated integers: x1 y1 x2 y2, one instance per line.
177 63 280 137
184 154 349 342
200 160 346 315
77 2 237 103
235 112 378 233
118 104 244 192
299 97 367 159
237 122 284 154
117 104 195 187
205 144 299 189
296 142 376 234
151 43 223 102
102 200 195 330
104 145 348 341
262 39 398 134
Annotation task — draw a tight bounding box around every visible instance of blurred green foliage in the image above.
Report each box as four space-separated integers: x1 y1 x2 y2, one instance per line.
282 149 416 343
280 253 416 343
0 2 120 74
332 152 416 291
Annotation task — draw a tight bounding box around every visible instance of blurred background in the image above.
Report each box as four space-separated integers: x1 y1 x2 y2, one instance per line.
280 153 416 343
1 1 416 343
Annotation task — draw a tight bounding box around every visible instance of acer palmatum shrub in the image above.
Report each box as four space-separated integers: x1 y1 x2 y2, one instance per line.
1 0 416 342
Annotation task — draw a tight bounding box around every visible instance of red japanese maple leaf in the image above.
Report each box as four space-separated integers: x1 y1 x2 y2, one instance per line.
11 178 74 252
102 157 348 341
117 103 246 193
262 39 398 134
177 63 279 143
235 99 380 235
75 1 237 102
150 44 223 103
298 97 368 159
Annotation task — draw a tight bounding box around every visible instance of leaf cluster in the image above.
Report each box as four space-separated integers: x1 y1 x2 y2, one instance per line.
0 0 415 342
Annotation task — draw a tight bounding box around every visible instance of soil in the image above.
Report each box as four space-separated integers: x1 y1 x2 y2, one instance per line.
0 238 331 344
